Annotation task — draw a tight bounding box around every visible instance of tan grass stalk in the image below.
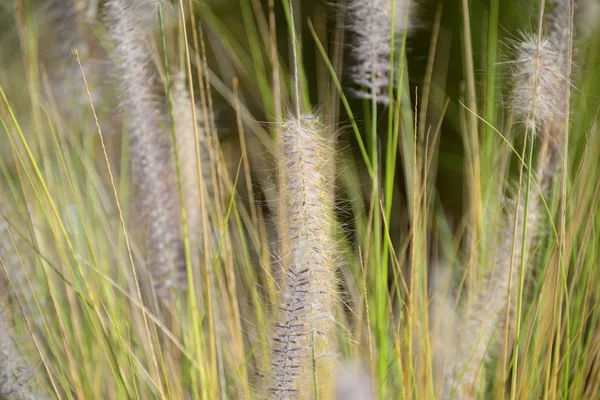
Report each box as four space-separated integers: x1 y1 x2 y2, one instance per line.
266 115 337 399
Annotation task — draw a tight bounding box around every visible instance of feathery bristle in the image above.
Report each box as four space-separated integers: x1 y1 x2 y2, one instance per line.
106 0 184 298
347 0 414 103
267 115 337 399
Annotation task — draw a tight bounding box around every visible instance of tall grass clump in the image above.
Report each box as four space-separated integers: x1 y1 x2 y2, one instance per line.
442 186 543 399
443 1 572 397
1 0 600 398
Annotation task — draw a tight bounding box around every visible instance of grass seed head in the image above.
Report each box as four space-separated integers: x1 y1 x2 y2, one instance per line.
443 188 542 399
106 0 185 298
511 34 567 131
266 115 338 399
347 0 414 103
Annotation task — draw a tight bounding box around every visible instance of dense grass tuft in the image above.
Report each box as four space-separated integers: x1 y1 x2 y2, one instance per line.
0 0 598 399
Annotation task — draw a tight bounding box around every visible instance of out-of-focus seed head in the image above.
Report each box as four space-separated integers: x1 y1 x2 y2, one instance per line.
335 362 375 400
347 0 415 103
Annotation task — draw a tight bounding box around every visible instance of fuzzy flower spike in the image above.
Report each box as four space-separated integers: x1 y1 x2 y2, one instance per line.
106 0 185 297
266 115 337 399
347 0 414 103
510 34 567 132
442 188 542 399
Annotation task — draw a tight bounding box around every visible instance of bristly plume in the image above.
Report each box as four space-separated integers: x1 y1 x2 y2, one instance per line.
511 0 572 178
105 0 185 298
266 115 337 399
442 188 542 400
510 34 567 131
511 0 572 134
0 305 47 400
347 0 415 103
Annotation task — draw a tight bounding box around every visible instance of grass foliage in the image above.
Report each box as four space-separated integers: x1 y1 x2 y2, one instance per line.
0 0 599 398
